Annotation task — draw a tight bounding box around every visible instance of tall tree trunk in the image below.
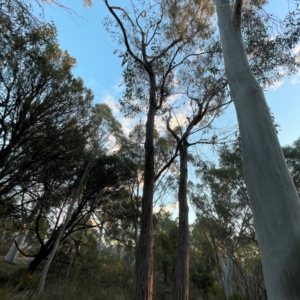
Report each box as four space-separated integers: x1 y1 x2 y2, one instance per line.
174 141 189 300
214 1 300 298
134 78 156 300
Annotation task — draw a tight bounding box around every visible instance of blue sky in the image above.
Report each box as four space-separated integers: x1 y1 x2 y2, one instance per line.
38 0 300 219
38 0 300 146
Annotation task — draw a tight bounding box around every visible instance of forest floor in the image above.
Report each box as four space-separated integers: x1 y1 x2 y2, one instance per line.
0 256 132 300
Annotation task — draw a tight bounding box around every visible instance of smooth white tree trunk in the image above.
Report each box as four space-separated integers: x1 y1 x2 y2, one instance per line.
225 254 232 300
38 162 94 294
4 227 28 263
98 225 104 254
217 247 232 299
214 1 300 298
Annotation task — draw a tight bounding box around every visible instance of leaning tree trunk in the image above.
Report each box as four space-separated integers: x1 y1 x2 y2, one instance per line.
5 200 38 263
174 141 189 300
217 246 233 300
38 162 93 294
134 77 156 300
4 226 28 263
225 253 233 300
214 0 300 298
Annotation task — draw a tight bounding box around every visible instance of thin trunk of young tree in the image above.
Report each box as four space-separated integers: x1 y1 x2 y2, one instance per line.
174 140 189 300
5 197 38 263
214 0 300 298
134 80 156 300
225 254 232 300
98 224 104 254
38 162 93 295
217 247 233 300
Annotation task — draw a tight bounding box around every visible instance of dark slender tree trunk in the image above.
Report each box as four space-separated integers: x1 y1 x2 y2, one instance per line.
134 76 156 300
28 244 53 274
174 141 189 300
27 229 58 274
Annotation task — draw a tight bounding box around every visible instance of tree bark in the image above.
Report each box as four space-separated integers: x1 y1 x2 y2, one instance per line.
225 253 232 300
28 242 54 274
174 141 189 300
214 1 300 298
134 77 156 300
216 245 232 300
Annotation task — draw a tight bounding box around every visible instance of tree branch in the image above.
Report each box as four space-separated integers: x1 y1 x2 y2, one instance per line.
104 0 152 74
14 240 37 258
233 0 243 28
149 36 184 64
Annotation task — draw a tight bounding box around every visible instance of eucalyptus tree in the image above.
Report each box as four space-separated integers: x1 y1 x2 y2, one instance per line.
192 143 254 299
153 210 178 294
0 0 96 265
104 124 178 258
156 1 295 297
0 0 93 205
26 154 134 275
189 219 219 300
89 103 123 151
117 124 146 248
38 161 95 294
20 102 128 275
213 0 300 297
103 1 214 298
165 70 230 299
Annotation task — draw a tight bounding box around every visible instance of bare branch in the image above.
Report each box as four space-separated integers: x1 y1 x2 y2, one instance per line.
149 36 184 63
154 150 179 182
14 240 37 258
233 0 243 28
104 0 152 74
166 111 180 144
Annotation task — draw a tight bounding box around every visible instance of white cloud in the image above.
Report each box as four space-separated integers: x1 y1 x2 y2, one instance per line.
168 92 183 104
269 80 284 91
119 117 136 136
102 94 119 114
291 69 300 85
171 78 179 87
153 202 179 214
291 77 300 85
293 44 300 54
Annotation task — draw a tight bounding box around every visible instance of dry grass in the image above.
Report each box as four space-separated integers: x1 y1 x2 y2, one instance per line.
0 256 132 300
